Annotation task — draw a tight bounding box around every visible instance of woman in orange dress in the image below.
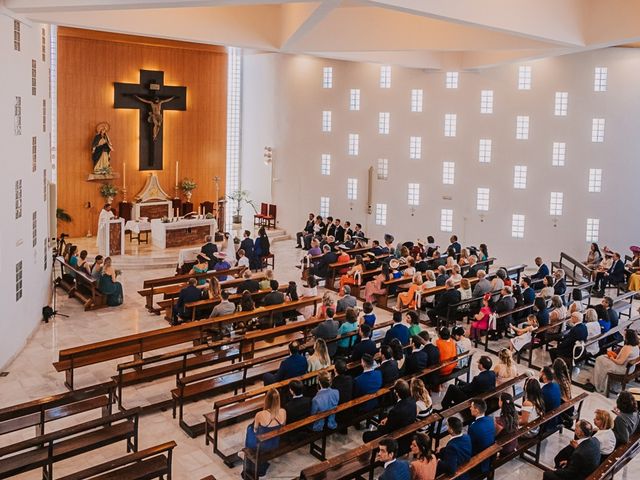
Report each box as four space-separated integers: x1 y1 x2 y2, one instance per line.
397 272 423 310
339 255 364 295
436 327 458 376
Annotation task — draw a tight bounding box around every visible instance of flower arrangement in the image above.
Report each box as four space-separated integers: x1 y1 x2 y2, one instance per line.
227 190 258 217
94 165 113 176
180 178 197 192
99 183 118 199
161 216 171 223
205 212 215 219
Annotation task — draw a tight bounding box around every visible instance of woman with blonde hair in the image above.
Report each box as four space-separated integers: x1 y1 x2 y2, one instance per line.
202 277 221 299
584 308 603 356
397 272 423 310
548 295 567 323
308 338 331 373
259 268 274 291
319 291 336 319
458 248 470 266
458 278 472 301
410 378 433 426
338 255 364 295
243 387 286 478
421 270 437 306
449 264 462 283
494 349 517 385
593 409 617 456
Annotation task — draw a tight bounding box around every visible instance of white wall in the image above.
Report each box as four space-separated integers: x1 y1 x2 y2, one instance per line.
241 49 640 266
0 14 53 369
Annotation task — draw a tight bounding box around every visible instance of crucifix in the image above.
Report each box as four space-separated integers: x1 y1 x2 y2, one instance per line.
114 70 187 171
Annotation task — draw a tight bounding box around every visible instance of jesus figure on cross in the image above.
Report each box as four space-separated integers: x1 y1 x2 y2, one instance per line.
133 95 176 141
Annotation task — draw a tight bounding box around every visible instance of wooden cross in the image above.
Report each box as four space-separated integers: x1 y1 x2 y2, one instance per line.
114 69 186 171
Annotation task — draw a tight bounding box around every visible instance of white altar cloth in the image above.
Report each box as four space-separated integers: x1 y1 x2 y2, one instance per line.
150 217 218 249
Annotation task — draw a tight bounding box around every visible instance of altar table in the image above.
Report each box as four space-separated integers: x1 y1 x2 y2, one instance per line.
150 218 218 249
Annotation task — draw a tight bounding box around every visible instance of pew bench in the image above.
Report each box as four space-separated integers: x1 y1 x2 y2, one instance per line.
588 289 636 319
473 303 535 354
586 429 640 480
514 316 574 369
56 256 108 311
0 408 140 480
552 252 592 286
57 441 177 480
605 356 640 398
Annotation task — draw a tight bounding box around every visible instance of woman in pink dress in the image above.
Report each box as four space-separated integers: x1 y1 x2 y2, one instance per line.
469 293 493 341
364 262 391 303
409 432 437 480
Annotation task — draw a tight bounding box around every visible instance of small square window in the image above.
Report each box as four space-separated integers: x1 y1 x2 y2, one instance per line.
411 89 423 112
442 162 455 185
32 136 37 172
594 67 608 92
16 261 23 301
516 115 529 140
588 168 602 192
440 209 453 232
322 111 332 132
348 133 359 156
375 203 387 226
518 66 532 90
554 92 568 116
479 139 492 163
320 197 330 218
378 112 390 135
377 158 389 180
322 67 333 89
32 211 37 247
407 183 420 206
444 114 457 137
14 96 22 136
41 28 46 62
586 218 600 242
549 192 563 216
15 179 23 219
513 165 527 189
592 118 605 142
511 214 525 238
480 90 493 114
445 72 459 89
552 142 566 166
347 178 358 200
321 154 331 175
379 65 391 89
349 89 360 111
32 59 37 96
409 136 422 160
476 188 490 211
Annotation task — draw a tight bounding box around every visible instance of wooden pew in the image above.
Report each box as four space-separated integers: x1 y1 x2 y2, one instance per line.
57 441 177 480
588 289 636 319
0 408 140 480
0 381 116 438
585 429 640 480
479 303 536 354
55 256 107 311
552 252 592 286
605 356 640 398
324 254 390 291
54 296 321 390
514 316 574 369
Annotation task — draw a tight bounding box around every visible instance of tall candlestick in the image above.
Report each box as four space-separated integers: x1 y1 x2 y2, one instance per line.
175 161 179 188
122 161 126 190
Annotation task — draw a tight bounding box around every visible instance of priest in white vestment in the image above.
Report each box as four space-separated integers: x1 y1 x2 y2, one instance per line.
97 204 115 256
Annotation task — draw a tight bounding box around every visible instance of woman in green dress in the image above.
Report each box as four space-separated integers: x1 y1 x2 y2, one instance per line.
99 257 123 306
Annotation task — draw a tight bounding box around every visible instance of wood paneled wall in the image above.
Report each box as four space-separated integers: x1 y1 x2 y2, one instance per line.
57 27 227 237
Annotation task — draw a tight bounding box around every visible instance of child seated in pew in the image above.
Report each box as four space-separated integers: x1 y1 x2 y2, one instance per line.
509 314 539 352
358 301 376 328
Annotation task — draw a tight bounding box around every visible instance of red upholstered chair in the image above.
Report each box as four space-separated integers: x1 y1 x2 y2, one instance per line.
264 204 277 229
254 202 269 227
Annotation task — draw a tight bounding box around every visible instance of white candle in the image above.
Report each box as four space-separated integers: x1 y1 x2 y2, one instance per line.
122 161 126 190
175 161 179 188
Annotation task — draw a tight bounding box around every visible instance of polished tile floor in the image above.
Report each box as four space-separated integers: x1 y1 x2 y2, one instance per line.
2 236 638 479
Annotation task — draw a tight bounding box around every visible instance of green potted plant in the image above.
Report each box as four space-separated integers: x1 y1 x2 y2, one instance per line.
99 183 118 204
180 178 197 202
227 190 257 224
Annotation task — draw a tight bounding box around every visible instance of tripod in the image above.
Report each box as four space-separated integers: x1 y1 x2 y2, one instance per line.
44 240 69 322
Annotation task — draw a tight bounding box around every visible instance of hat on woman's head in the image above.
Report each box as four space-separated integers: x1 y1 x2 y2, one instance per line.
630 246 640 254
483 293 492 301
384 234 395 244
197 253 210 262
389 258 400 269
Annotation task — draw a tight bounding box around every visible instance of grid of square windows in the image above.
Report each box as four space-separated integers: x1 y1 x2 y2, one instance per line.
594 67 608 92
349 89 360 111
549 192 563 216
516 115 529 139
378 112 390 134
41 28 46 61
32 211 37 247
320 197 330 218
322 67 333 89
409 136 422 159
479 139 492 163
511 214 525 238
321 154 331 175
377 158 389 180
480 90 493 114
586 218 600 242
407 183 420 206
411 89 423 112
348 133 359 156
588 168 602 192
445 72 459 89
14 20 20 51
379 65 391 89
322 111 332 132
32 137 37 172
518 66 532 90
442 162 455 185
225 47 242 231
42 99 47 133
444 114 457 137
554 92 568 116
347 178 358 200
513 165 527 189
375 203 387 225
32 59 37 96
552 142 566 166
476 188 490 211
16 261 23 301
14 96 22 136
592 118 605 142
15 179 22 219
440 209 453 232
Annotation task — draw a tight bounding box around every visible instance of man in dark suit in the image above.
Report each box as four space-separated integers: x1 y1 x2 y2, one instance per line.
448 235 462 255
309 244 337 279
463 255 482 278
441 356 496 409
383 312 411 346
261 279 285 327
377 345 400 386
334 218 345 243
549 313 588 363
540 366 562 430
428 278 461 326
531 256 550 281
236 270 260 293
494 286 516 338
263 341 308 385
434 265 449 286
332 359 354 434
172 278 202 324
354 354 383 412
283 380 311 429
239 230 257 270
436 417 472 480
363 380 417 443
405 335 428 375
417 330 441 389
595 252 625 295
553 269 567 298
597 296 623 343
336 285 357 313
468 398 496 474
370 240 385 256
201 235 218 271
311 307 340 357
544 420 601 480
520 277 536 314
325 216 335 238
350 324 378 362
353 223 365 238
296 213 315 248
377 437 411 480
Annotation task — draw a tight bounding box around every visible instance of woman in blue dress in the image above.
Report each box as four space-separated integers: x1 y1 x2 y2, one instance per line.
189 254 210 285
254 227 271 269
98 257 123 306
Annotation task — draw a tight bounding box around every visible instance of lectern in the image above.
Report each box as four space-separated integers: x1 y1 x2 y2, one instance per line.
100 218 125 256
